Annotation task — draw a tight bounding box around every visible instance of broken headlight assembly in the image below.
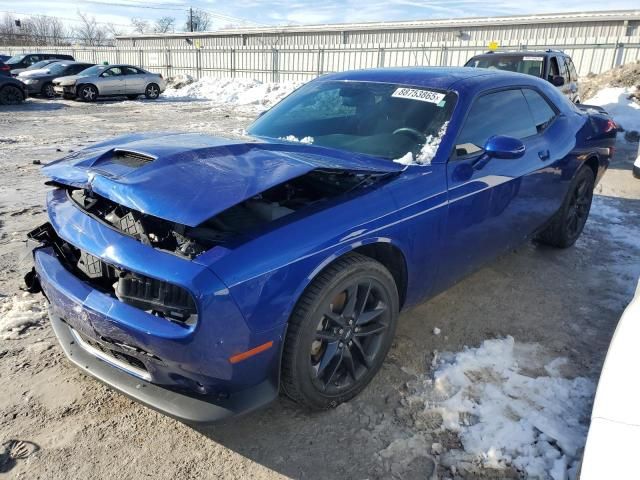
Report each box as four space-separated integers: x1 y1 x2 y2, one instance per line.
28 223 197 326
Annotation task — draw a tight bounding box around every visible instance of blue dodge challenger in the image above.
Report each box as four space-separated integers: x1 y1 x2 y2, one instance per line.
24 67 616 423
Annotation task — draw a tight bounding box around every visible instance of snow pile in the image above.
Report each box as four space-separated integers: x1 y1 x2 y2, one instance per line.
580 60 640 101
404 337 595 479
0 294 47 340
394 121 449 166
163 77 300 107
585 87 640 137
166 73 196 89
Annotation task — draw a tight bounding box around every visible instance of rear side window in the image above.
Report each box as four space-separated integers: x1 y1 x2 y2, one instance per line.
558 57 569 82
124 67 143 75
522 89 556 132
548 57 560 81
456 89 537 155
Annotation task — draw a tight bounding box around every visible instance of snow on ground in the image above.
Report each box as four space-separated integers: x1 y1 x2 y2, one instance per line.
0 293 47 340
585 87 640 136
403 337 594 479
163 77 300 108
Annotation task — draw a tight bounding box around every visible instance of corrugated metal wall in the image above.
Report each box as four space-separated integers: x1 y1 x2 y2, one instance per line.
111 16 635 49
6 37 639 80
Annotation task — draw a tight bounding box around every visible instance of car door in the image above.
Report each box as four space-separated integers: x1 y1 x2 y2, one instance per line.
96 67 126 95
439 87 562 285
123 67 146 94
564 57 580 103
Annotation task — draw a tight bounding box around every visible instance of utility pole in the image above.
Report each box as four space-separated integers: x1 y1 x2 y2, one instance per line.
189 7 194 32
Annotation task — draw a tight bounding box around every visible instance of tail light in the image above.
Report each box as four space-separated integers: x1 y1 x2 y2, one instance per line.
0 64 9 72
604 119 617 133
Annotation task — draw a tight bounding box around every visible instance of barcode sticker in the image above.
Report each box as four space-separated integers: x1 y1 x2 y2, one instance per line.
522 56 544 61
392 88 446 104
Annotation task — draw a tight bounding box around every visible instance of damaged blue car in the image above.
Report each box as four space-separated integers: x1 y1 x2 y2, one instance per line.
24 67 617 423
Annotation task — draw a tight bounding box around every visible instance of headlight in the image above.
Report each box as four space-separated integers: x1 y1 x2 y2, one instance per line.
23 78 40 85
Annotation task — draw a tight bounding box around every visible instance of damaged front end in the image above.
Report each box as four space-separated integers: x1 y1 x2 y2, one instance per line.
27 222 197 325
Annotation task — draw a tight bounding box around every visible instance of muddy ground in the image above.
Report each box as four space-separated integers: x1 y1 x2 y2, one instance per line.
0 96 639 479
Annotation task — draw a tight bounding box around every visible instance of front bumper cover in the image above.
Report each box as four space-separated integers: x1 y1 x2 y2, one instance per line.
49 312 277 424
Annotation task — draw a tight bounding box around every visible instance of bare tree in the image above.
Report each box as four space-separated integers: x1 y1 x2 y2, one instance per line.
153 16 175 34
74 11 107 46
130 17 148 34
185 9 210 32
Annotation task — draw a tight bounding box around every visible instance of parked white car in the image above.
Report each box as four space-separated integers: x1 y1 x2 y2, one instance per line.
53 64 167 101
633 143 639 179
581 279 640 479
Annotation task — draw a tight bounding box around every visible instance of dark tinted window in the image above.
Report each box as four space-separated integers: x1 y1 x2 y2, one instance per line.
548 57 560 81
558 57 569 82
456 89 537 155
566 58 578 81
522 89 556 132
124 67 143 75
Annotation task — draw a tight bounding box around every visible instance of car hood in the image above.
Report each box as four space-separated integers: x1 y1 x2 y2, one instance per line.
42 132 402 226
18 68 51 78
53 74 80 85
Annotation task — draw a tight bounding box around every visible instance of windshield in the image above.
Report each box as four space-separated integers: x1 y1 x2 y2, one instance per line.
77 65 107 77
465 55 545 77
6 55 26 65
248 81 456 161
26 60 53 70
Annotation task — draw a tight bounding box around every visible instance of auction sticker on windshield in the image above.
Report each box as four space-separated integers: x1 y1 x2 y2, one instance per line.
392 87 446 104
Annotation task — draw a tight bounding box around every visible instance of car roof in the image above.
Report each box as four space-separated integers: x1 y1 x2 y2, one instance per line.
319 67 531 90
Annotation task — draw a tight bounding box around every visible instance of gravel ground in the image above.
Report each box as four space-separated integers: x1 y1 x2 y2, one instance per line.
0 95 639 480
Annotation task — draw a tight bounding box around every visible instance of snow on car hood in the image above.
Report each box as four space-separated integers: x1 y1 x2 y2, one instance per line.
42 132 402 226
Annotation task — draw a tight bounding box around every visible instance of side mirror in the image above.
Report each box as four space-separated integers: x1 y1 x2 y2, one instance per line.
484 135 525 159
551 75 565 87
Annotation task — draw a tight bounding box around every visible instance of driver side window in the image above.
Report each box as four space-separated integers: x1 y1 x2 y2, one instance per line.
455 89 537 156
102 67 124 77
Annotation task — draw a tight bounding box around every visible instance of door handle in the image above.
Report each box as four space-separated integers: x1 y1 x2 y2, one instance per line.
538 150 550 161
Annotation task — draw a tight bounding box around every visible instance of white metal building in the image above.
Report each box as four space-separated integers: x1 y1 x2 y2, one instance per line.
114 10 640 48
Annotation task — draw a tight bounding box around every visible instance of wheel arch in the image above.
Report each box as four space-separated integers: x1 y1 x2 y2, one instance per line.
301 238 409 311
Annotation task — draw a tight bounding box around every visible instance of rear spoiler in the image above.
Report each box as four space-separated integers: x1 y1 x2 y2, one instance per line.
576 104 608 115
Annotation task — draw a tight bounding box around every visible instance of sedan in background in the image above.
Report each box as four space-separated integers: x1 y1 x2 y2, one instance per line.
53 64 166 101
19 61 95 98
0 76 26 105
24 67 617 423
4 53 74 76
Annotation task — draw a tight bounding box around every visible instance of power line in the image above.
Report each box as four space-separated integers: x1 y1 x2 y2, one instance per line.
0 9 132 28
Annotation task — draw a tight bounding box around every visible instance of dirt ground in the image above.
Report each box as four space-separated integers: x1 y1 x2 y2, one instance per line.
0 96 639 480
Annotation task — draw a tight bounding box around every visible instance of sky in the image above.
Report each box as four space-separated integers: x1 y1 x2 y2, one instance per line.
1 0 638 34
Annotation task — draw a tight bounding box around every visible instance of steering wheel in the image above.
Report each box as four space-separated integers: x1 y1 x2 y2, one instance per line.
392 127 426 144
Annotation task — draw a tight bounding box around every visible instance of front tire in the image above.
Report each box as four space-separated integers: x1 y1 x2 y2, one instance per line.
281 253 399 410
41 82 55 99
537 167 595 248
144 83 160 99
78 84 98 102
0 85 25 105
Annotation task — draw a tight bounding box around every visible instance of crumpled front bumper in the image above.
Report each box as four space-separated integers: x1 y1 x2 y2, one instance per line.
27 188 284 423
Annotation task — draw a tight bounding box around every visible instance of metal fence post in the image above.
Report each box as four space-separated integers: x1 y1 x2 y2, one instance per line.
196 48 202 80
377 47 385 67
317 48 324 76
272 48 279 82
230 48 236 78
139 49 144 69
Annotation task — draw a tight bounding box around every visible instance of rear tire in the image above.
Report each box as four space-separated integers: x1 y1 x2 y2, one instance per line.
0 85 25 105
78 84 98 102
144 83 160 99
281 253 399 410
536 167 595 248
41 82 55 99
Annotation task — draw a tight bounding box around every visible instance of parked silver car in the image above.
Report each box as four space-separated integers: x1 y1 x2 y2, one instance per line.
53 64 167 101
